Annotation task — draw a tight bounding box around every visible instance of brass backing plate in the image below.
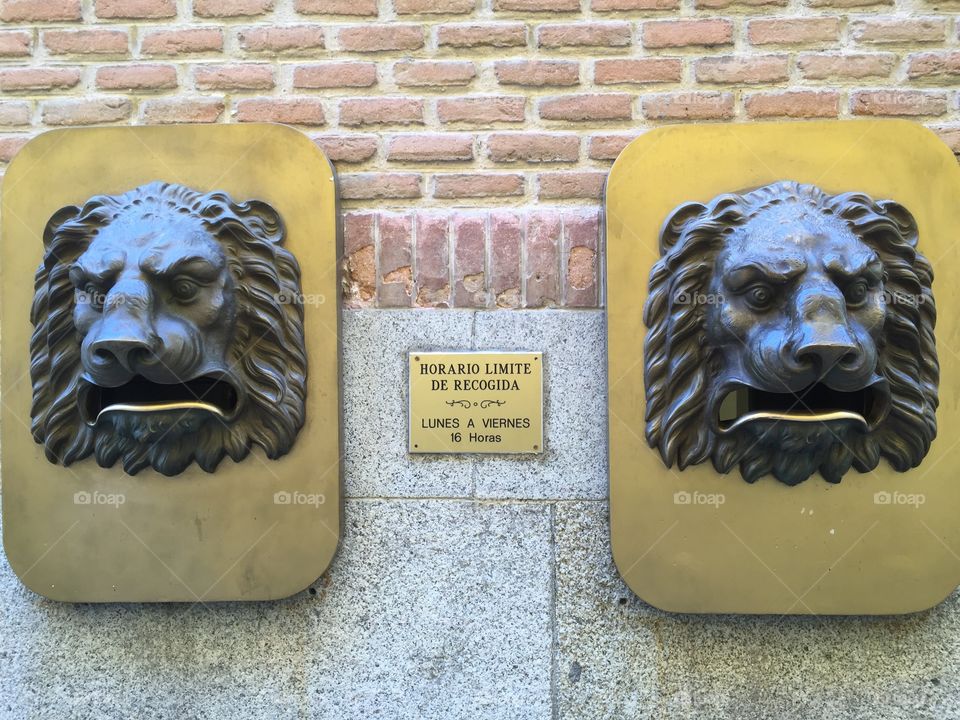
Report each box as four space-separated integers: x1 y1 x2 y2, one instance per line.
607 120 960 615
1 124 341 602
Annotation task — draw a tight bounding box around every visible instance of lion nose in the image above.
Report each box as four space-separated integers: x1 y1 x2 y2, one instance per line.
793 325 861 372
89 336 155 373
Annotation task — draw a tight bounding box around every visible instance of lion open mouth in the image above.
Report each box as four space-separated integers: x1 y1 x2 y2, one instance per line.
715 381 890 435
79 375 240 426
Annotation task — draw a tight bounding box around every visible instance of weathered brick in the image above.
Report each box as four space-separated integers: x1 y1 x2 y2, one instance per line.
453 212 487 308
2 0 80 21
379 212 414 307
695 55 789 84
293 62 377 89
235 98 326 125
745 90 840 118
44 29 129 56
643 19 733 48
0 101 31 126
141 28 223 55
141 98 224 123
340 98 424 126
415 214 450 307
488 133 580 163
593 0 678 9
851 90 948 117
563 209 599 307
238 25 325 53
194 64 275 90
495 60 579 87
397 0 475 13
434 173 524 198
594 58 682 84
296 0 377 14
42 98 132 126
588 133 640 160
539 94 633 121
436 23 527 48
343 212 376 307
0 31 31 57
524 211 561 308
850 18 947 44
0 136 30 163
437 97 526 124
344 211 376 255
490 211 522 308
394 61 476 87
341 173 422 200
748 18 841 46
194 0 274 17
643 91 735 120
388 134 474 162
538 171 606 199
797 52 896 79
495 0 578 11
538 23 632 48
338 25 424 52
97 64 177 91
312 134 378 163
95 0 176 19
908 52 960 80
0 68 80 92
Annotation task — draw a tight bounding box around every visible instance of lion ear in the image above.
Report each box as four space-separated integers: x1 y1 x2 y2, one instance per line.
241 199 285 245
42 205 80 250
877 200 919 248
658 202 707 255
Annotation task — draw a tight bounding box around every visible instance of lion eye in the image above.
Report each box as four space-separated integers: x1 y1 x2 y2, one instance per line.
171 277 200 302
744 284 774 311
845 280 869 306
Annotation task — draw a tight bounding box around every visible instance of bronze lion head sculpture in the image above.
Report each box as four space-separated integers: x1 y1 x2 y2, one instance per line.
30 181 307 476
643 181 938 485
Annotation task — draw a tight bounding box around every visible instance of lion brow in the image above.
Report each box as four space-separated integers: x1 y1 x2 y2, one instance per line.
824 254 882 281
140 254 223 279
723 261 806 289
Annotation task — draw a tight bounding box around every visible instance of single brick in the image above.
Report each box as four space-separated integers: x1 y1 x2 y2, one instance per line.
797 52 896 79
538 22 632 48
95 0 176 19
434 173 524 198
0 101 31 126
0 68 81 92
379 212 414 307
524 210 561 308
488 133 580 163
343 211 376 255
2 0 81 21
194 64 275 90
593 0 678 9
141 98 224 123
42 98 132 126
643 19 733 48
539 94 633 121
235 97 326 125
495 0 578 10
293 62 377 88
538 171 606 199
453 212 487 308
397 0 475 13
495 60 579 87
747 18 841 46
296 0 377 14
341 173 422 200
141 28 223 55
437 97 526 124
851 90 948 117
594 58 682 84
238 25 325 52
0 31 31 57
745 90 840 118
489 211 522 308
695 55 789 84
338 25 424 52
387 134 474 162
415 214 450 308
343 212 376 307
850 18 947 44
394 61 476 87
194 0 274 17
563 208 599 307
642 91 734 120
340 98 424 126
0 136 30 163
908 52 960 80
312 134 378 163
436 23 527 48
97 64 177 90
588 133 640 160
44 29 129 55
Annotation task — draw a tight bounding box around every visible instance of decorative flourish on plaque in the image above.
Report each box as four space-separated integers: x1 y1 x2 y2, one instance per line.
643 181 938 485
30 182 307 476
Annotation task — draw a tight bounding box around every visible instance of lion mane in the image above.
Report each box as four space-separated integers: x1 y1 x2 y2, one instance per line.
643 181 938 481
30 181 307 475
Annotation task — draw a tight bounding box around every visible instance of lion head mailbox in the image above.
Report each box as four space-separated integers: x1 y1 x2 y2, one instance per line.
607 121 960 615
2 125 340 602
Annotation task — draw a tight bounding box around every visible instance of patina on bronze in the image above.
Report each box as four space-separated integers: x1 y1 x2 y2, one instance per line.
643 181 938 486
30 182 307 476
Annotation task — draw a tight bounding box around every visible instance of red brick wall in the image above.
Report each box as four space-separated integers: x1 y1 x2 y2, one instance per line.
1 1 958 308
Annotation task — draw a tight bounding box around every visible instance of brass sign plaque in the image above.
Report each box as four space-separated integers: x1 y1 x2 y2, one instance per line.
607 120 960 615
408 352 543 454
